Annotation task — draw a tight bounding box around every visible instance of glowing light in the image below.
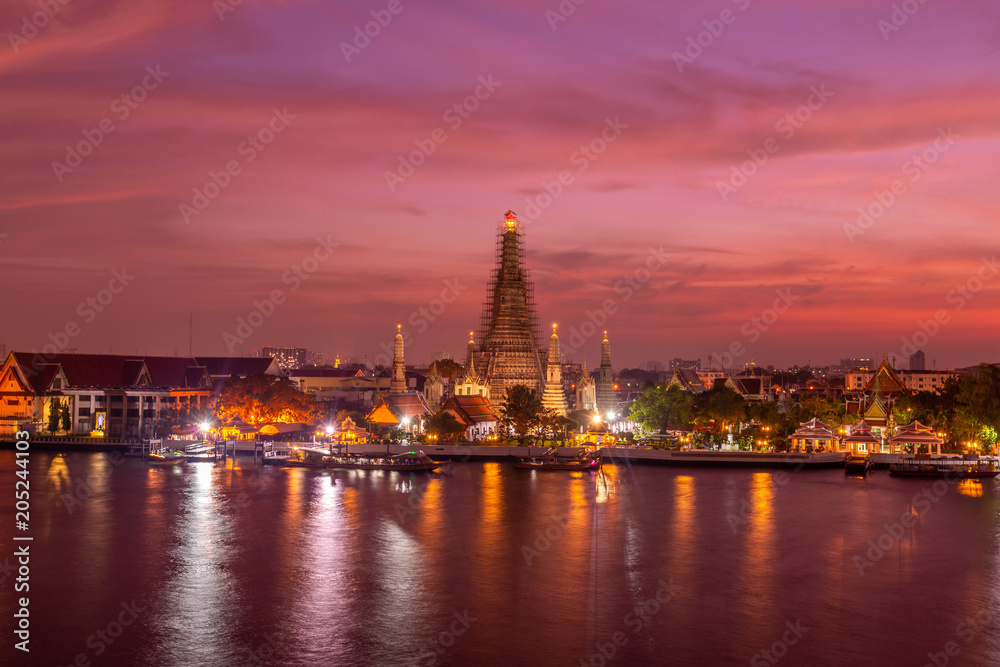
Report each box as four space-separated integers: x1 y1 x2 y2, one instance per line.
200 421 209 432
325 426 334 435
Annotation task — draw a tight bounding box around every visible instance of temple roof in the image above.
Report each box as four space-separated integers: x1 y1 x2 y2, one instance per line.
889 421 943 444
791 417 834 437
863 358 906 395
440 395 500 425
667 368 705 394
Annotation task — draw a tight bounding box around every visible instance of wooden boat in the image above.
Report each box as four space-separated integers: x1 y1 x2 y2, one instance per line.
513 446 602 471
325 451 442 472
844 454 873 475
889 457 998 480
282 446 335 468
147 450 187 466
281 447 442 472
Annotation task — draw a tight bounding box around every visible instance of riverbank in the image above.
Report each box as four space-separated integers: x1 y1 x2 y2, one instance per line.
1 438 848 468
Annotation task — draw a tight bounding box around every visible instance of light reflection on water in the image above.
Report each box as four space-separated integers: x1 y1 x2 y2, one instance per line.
5 452 1000 667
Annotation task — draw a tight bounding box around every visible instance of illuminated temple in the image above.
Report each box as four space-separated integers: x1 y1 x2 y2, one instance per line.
474 211 546 406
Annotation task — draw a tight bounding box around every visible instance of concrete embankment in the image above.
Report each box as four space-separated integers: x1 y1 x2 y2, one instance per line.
3 438 845 469
285 443 845 469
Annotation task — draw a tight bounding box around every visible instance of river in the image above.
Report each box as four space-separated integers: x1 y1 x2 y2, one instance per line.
1 451 998 666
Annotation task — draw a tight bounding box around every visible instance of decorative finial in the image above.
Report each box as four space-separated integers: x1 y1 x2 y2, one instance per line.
552 323 558 334
396 324 402 334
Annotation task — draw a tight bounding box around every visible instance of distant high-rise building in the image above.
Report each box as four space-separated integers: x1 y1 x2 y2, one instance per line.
909 350 926 371
260 346 307 370
541 325 568 416
646 360 664 372
476 211 545 405
306 350 324 366
670 357 701 372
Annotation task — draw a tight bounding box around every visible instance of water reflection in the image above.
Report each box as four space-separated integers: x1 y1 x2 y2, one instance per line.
14 453 1000 667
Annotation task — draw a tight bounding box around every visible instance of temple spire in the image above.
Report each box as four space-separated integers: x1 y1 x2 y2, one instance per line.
541 323 567 415
390 324 406 394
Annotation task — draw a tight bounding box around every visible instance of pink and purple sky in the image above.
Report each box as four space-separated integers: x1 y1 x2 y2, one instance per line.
2 0 999 370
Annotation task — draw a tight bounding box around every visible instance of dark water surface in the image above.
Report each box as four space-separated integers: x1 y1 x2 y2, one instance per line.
2 451 999 666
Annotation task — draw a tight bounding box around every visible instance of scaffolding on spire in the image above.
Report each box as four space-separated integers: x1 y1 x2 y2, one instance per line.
476 211 545 405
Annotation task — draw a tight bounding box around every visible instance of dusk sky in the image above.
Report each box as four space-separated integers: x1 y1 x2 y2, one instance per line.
3 0 999 370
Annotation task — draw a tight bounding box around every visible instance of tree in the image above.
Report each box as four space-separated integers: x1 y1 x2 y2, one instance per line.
60 400 72 432
428 358 465 382
215 374 321 425
48 398 62 433
554 415 578 444
630 384 693 433
693 385 746 432
500 384 544 445
426 411 467 444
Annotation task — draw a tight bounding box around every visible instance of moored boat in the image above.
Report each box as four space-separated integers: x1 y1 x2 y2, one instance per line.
279 447 442 471
513 446 601 471
147 450 188 466
889 456 999 480
282 446 335 468
325 451 442 472
844 454 873 475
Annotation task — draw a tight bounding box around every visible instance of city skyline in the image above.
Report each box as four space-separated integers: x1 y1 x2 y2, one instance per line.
3 1 1000 369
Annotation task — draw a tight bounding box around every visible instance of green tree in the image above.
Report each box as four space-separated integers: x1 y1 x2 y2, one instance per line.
630 384 694 433
500 384 544 445
60 400 72 432
48 398 62 433
426 411 467 444
693 385 746 432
